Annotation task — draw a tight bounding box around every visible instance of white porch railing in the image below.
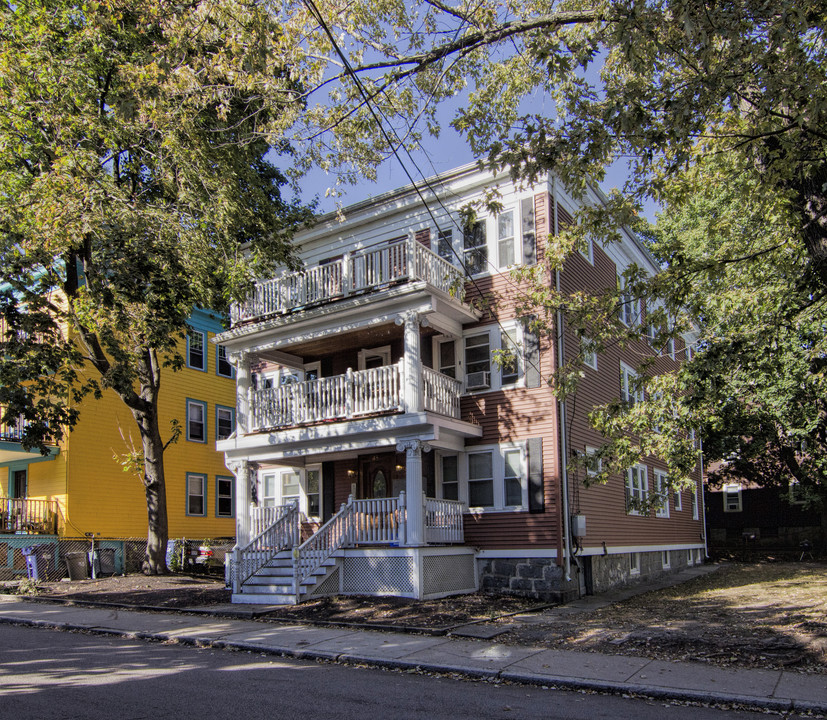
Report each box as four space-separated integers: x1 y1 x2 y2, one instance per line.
423 367 462 419
231 237 465 324
249 504 293 539
235 502 300 592
424 498 466 544
293 493 406 599
250 363 403 430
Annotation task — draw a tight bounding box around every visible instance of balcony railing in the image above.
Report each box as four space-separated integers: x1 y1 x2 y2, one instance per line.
423 367 462 419
231 237 465 325
251 363 404 431
0 498 58 534
248 363 462 431
0 416 26 442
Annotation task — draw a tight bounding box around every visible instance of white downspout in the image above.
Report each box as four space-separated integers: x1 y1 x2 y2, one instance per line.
552 175 572 584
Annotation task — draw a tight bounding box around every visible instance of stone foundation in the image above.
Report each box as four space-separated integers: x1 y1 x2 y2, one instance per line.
479 547 704 601
477 557 578 602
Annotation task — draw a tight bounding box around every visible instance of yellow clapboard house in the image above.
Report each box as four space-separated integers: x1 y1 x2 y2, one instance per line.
0 309 236 542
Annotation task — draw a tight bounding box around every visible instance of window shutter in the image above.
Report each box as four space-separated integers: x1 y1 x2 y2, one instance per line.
523 317 541 388
521 197 536 266
527 437 544 512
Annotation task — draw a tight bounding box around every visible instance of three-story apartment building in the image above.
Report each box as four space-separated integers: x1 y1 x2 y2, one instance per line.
216 163 706 604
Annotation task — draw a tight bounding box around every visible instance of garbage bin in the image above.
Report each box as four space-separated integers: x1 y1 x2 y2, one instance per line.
22 546 40 581
89 548 116 578
65 551 89 580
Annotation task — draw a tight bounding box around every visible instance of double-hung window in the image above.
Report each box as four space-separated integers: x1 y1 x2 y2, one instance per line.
497 210 516 267
582 336 597 370
437 228 454 263
438 339 457 378
464 324 523 392
186 473 206 516
259 467 322 519
187 329 206 371
463 220 487 275
626 465 648 514
440 454 459 500
468 451 494 507
618 276 639 327
216 476 234 518
187 400 207 443
654 470 669 518
466 444 527 511
465 332 492 390
585 446 602 478
723 483 742 512
215 405 235 441
216 345 234 378
620 363 643 405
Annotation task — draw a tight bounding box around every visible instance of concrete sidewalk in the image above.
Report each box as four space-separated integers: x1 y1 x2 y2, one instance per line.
1 594 825 714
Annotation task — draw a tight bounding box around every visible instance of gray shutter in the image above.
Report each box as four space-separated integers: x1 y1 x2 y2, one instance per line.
527 437 544 513
521 197 536 266
523 317 541 388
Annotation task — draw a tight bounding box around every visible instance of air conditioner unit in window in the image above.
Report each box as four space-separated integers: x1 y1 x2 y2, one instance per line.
465 371 490 390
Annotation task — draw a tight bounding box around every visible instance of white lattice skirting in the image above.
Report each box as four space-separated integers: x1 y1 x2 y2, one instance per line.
317 547 478 600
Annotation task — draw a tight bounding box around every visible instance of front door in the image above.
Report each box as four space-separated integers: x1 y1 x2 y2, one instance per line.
11 469 26 499
359 453 396 499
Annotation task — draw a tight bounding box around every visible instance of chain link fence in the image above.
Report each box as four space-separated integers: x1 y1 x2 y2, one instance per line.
0 537 147 581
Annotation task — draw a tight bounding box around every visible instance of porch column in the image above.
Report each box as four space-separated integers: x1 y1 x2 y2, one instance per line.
398 311 423 413
397 440 429 546
228 460 254 547
231 350 251 434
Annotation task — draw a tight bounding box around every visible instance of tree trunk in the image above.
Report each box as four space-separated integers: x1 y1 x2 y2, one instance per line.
138 409 169 574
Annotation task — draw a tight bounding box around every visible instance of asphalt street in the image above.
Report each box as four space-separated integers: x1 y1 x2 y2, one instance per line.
0 624 808 720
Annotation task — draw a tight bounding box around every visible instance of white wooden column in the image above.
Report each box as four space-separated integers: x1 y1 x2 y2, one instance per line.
231 350 251 434
397 440 429 546
398 311 423 413
228 459 254 548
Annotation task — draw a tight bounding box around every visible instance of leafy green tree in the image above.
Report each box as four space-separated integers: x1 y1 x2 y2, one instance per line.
0 0 313 572
286 0 827 498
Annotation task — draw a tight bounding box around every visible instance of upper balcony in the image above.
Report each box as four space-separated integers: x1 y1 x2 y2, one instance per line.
230 235 468 330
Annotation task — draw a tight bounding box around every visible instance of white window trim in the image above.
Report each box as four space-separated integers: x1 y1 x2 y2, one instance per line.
629 552 640 575
437 452 460 501
673 488 683 512
620 362 643 405
654 470 670 518
723 483 743 513
626 464 648 515
692 485 699 520
463 322 524 393
662 550 671 569
461 442 528 512
585 446 602 477
582 336 597 370
462 197 535 277
618 275 640 327
260 466 323 520
358 345 392 370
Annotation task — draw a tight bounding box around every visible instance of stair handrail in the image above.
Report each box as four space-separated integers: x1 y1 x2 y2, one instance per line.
234 502 300 592
293 495 358 601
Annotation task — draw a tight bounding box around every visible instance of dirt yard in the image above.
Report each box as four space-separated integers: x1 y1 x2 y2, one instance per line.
497 562 827 674
7 561 827 673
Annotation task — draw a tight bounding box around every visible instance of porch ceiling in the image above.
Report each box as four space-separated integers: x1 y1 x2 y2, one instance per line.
0 443 59 466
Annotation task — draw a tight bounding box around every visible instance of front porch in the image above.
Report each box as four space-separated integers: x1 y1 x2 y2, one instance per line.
0 497 58 535
230 492 474 604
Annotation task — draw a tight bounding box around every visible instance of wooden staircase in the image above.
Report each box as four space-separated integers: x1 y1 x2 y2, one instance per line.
232 549 340 605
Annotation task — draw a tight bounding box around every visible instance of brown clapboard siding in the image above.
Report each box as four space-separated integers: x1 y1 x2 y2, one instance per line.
457 191 563 553
556 217 705 550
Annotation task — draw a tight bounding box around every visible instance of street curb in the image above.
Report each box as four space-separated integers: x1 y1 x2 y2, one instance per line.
1 614 822 714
